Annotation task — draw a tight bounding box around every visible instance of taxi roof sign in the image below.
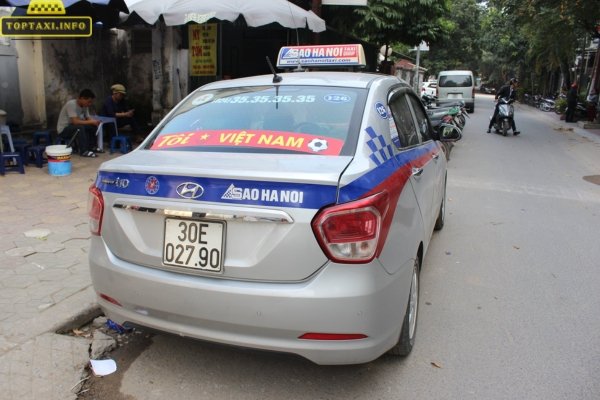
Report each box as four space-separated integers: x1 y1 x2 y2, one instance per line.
276 44 366 69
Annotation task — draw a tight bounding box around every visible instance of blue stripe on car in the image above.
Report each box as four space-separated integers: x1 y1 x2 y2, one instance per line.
96 141 437 210
96 172 337 209
340 140 437 202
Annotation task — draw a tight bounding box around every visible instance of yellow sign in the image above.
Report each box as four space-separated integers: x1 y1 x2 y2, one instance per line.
0 0 92 38
189 24 217 77
27 0 66 15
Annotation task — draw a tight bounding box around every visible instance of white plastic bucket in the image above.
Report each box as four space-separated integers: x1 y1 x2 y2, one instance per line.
46 145 72 176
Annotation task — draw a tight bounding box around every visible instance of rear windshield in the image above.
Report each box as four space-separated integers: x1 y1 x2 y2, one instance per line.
146 85 367 156
439 75 473 87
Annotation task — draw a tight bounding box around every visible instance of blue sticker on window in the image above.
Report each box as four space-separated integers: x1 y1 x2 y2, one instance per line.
324 94 351 103
375 102 388 119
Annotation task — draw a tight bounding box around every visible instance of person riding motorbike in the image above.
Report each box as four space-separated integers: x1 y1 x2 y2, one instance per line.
487 78 520 135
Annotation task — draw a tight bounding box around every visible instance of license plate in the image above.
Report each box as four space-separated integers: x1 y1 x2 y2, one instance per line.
163 218 225 272
448 93 462 99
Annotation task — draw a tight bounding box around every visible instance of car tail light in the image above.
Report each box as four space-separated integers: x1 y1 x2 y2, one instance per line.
88 185 104 236
312 191 389 264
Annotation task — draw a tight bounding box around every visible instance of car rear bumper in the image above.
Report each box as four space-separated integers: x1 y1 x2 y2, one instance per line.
89 237 412 365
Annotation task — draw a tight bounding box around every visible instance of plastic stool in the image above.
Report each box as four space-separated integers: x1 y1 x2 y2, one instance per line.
0 124 15 152
13 142 31 166
0 152 25 175
110 135 131 154
33 130 52 146
28 145 47 168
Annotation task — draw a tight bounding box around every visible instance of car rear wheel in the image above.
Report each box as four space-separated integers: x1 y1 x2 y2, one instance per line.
388 255 420 356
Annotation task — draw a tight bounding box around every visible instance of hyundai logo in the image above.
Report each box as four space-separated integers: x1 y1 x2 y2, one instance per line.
176 182 204 199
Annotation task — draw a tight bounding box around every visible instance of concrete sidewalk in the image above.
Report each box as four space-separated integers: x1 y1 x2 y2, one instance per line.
0 151 120 399
514 101 600 139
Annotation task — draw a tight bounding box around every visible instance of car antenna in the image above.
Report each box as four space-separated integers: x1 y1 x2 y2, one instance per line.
266 56 282 83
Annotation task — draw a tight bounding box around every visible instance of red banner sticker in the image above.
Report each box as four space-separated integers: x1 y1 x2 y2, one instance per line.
150 130 344 155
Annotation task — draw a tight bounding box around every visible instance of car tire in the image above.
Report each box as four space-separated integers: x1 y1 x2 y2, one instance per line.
469 104 474 113
434 181 446 231
388 255 420 356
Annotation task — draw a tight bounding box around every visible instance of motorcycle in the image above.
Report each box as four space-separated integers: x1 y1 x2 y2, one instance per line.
421 93 437 108
490 97 515 136
538 96 556 112
423 95 469 130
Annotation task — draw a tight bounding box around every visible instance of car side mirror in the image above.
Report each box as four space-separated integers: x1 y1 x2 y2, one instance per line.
435 123 462 142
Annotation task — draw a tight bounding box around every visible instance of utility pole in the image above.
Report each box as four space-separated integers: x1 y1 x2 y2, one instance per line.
311 0 322 44
411 41 429 92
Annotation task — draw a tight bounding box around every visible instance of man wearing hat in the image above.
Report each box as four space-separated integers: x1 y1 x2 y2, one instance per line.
100 83 139 137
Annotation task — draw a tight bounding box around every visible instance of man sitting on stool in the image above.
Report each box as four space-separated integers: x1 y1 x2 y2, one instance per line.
100 84 140 139
56 89 101 157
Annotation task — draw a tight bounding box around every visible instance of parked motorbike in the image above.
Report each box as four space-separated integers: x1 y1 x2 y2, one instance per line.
490 97 515 136
538 96 556 112
421 93 437 108
423 95 468 130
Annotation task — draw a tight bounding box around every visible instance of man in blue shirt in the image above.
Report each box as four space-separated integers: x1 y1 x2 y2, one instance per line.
100 84 140 137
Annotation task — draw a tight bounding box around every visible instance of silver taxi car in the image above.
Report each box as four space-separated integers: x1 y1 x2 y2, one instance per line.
88 44 460 365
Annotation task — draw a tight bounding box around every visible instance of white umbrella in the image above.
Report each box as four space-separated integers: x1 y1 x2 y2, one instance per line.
124 0 325 32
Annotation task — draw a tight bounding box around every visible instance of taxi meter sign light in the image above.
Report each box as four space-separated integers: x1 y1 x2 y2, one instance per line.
0 0 92 38
27 0 66 14
276 44 366 69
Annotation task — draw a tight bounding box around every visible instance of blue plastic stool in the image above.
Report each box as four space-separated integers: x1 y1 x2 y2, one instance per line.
33 130 52 146
13 142 31 166
110 135 131 154
28 145 47 168
0 152 25 175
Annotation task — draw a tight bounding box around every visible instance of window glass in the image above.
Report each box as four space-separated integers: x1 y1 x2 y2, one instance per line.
408 95 432 142
439 75 473 87
389 94 419 148
146 86 367 156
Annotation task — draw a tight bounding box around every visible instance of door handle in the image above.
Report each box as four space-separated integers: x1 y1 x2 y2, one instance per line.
432 152 440 161
412 167 423 177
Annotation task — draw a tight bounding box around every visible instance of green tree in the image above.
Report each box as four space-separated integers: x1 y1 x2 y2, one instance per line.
422 0 484 77
324 0 449 53
482 0 599 95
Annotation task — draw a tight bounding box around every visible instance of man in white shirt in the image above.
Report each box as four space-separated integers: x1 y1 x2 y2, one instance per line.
57 89 101 157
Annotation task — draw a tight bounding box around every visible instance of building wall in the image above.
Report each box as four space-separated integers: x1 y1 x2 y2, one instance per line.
15 39 45 127
0 8 23 128
41 27 153 131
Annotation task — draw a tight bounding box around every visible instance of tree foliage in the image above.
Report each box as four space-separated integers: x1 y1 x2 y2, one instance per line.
322 0 599 97
479 0 599 94
324 0 449 50
422 0 484 77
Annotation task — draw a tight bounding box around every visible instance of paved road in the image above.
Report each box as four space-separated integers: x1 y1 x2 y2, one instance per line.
81 95 600 399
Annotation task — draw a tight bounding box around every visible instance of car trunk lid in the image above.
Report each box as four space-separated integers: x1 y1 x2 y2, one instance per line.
95 150 351 281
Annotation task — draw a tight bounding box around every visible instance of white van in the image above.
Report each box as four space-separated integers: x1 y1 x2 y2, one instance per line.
436 70 475 113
